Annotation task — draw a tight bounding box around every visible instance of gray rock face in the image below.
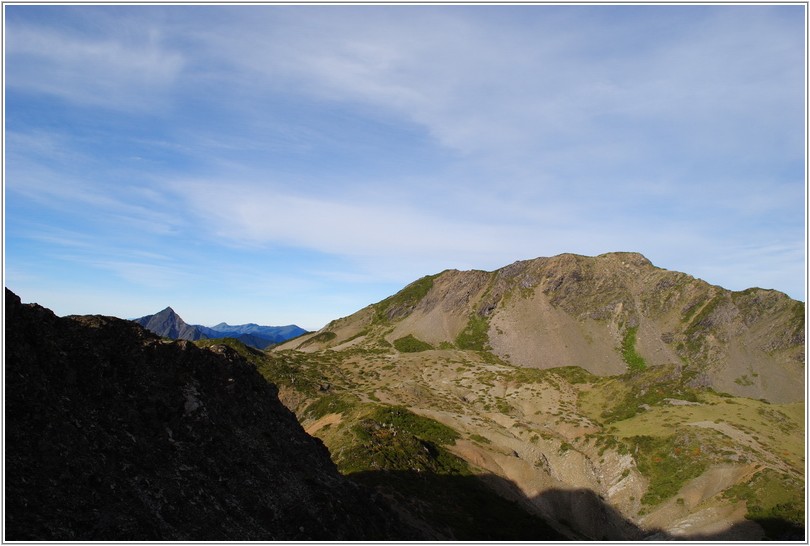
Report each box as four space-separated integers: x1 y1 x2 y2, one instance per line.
5 289 423 541
134 306 206 340
133 307 308 349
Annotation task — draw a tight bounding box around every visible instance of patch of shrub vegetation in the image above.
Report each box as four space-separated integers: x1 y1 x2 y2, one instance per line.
393 334 434 353
756 407 798 435
507 365 596 386
630 433 709 506
369 405 460 445
734 374 754 387
469 433 491 445
478 350 506 366
621 327 647 372
337 405 463 476
495 399 511 414
244 349 354 398
343 329 370 343
507 367 547 384
595 365 700 423
551 366 597 384
724 469 805 539
680 295 708 325
296 331 337 349
340 421 467 475
589 433 629 456
683 294 723 329
455 315 490 351
303 394 357 420
374 275 437 323
194 337 266 363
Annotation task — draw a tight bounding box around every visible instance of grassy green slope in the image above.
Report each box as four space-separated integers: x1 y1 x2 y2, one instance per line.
195 338 563 540
195 332 804 540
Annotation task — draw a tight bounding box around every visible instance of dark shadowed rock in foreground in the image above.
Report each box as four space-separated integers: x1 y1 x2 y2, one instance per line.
5 289 423 541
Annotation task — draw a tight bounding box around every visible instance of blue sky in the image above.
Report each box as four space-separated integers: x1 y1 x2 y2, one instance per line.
4 4 806 330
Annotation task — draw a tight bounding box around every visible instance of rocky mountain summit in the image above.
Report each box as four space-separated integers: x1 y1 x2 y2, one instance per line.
4 289 420 541
133 307 307 349
265 252 804 539
282 252 804 403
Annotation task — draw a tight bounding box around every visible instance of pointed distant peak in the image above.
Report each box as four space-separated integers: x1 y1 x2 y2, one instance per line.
154 306 179 318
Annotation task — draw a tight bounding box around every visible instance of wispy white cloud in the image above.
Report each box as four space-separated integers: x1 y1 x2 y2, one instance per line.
5 14 183 110
6 130 187 237
5 4 804 327
169 177 519 260
189 5 801 167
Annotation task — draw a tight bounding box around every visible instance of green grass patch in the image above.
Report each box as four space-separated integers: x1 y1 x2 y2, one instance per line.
544 366 597 385
194 337 266 363
494 398 511 414
303 394 358 420
558 441 574 455
506 365 598 386
724 469 805 539
734 374 754 387
469 433 491 445
251 351 334 396
297 331 337 349
621 327 647 372
680 294 709 325
455 315 490 351
343 329 370 343
507 367 548 384
630 433 709 506
374 274 437 323
368 405 459 445
336 405 463 476
393 334 434 353
583 365 699 424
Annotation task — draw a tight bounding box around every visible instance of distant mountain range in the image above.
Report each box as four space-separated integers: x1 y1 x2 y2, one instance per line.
133 307 307 349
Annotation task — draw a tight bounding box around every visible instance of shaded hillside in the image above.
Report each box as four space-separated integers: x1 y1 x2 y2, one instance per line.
279 252 804 403
4 289 420 541
133 307 307 349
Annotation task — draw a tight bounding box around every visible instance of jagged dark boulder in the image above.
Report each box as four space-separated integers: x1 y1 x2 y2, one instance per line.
5 289 423 541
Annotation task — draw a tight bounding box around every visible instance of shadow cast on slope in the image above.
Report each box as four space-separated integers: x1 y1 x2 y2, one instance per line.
3 289 424 542
348 469 804 541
